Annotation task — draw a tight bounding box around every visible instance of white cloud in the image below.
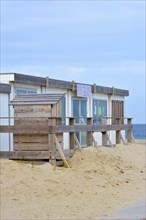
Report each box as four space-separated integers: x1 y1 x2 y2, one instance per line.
2 60 145 84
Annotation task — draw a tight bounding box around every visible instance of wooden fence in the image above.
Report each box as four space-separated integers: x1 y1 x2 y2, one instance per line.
0 116 133 166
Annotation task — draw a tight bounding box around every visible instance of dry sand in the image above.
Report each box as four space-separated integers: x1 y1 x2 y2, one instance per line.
0 140 146 219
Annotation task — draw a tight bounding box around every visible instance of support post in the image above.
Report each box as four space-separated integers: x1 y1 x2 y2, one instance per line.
116 118 121 144
74 133 82 151
72 81 75 91
102 132 107 146
127 118 132 143
87 118 93 146
48 118 56 165
69 118 75 149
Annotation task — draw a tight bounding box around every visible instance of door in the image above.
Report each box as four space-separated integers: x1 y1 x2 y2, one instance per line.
112 100 124 124
72 98 87 146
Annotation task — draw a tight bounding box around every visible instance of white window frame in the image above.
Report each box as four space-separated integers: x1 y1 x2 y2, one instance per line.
14 86 37 95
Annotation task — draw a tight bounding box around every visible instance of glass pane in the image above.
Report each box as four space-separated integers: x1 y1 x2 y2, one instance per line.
80 100 87 146
16 90 26 95
73 99 79 124
28 91 37 94
93 99 107 124
61 96 66 125
80 100 87 124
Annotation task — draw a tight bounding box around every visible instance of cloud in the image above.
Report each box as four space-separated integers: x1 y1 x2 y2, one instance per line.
2 60 145 84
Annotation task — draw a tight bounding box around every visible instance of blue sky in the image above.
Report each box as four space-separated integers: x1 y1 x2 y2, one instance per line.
1 0 145 123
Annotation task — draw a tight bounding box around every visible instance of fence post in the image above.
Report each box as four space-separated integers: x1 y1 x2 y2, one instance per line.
48 118 56 165
116 118 121 144
127 118 133 143
69 117 75 149
87 117 93 146
102 132 107 146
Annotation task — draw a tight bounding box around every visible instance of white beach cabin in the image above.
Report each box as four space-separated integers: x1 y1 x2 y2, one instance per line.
0 73 129 151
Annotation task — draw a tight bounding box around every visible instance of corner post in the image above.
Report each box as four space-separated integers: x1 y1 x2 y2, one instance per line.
127 118 133 143
48 118 56 165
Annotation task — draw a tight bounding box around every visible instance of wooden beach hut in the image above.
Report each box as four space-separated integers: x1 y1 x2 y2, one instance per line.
10 93 67 164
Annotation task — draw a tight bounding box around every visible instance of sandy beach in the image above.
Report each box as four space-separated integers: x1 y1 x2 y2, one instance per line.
0 140 145 219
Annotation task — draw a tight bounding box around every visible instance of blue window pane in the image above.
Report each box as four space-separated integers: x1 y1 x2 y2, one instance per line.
93 100 107 124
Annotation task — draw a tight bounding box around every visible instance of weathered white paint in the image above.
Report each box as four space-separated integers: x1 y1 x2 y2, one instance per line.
111 95 125 101
0 93 10 151
0 74 14 84
0 75 127 151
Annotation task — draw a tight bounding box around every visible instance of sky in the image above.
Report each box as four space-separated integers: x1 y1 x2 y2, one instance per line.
1 0 145 124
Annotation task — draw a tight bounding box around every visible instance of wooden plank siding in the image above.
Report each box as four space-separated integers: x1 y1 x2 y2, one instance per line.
10 94 64 152
112 100 124 124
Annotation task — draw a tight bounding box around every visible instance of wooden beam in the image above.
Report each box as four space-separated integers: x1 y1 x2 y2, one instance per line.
72 80 75 91
54 135 70 168
120 132 126 145
74 133 82 151
69 118 75 149
131 133 135 143
0 151 49 160
93 83 96 93
14 73 129 96
116 130 121 144
0 124 132 134
87 118 93 146
102 132 107 146
107 133 113 147
127 118 133 143
0 150 74 160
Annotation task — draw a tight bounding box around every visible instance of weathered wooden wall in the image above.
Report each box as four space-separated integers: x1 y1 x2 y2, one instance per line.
13 102 63 151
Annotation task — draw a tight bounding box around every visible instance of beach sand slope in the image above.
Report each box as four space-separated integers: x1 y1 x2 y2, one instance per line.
0 141 145 219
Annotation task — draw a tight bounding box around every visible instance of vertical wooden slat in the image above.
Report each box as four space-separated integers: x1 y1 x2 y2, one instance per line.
127 118 132 143
102 132 107 146
69 118 75 149
116 131 121 144
87 118 93 146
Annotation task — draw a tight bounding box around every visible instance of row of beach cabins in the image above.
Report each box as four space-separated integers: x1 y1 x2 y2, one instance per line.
0 73 133 166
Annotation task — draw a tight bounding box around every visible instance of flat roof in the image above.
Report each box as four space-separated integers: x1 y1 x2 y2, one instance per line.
0 83 11 94
0 73 129 96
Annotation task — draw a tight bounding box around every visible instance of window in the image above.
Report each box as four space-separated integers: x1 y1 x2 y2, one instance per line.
72 98 87 146
15 86 37 95
93 99 107 124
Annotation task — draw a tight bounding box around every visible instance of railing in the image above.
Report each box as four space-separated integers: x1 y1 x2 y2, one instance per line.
0 116 133 164
0 116 133 144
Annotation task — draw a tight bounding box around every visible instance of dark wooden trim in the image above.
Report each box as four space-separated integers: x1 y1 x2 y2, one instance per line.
11 73 129 96
0 83 11 94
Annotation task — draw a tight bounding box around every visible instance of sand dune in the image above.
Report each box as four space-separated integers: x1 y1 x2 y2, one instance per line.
0 140 145 219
